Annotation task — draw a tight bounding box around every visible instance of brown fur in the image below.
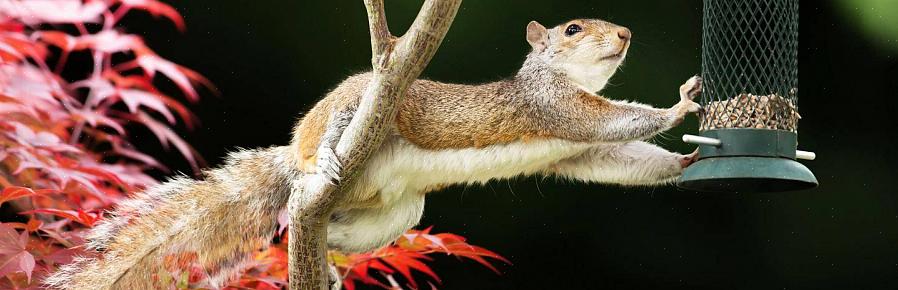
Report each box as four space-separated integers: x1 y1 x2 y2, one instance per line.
295 73 615 170
294 19 636 171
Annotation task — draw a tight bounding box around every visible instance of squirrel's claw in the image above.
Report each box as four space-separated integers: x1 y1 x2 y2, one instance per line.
316 146 343 185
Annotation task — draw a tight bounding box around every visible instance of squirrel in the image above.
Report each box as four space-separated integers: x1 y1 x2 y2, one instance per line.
46 19 702 289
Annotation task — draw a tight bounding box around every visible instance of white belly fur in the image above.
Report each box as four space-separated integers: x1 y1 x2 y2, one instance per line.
326 136 593 252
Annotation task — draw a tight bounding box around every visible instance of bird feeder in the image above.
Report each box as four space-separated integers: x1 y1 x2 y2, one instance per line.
677 0 817 192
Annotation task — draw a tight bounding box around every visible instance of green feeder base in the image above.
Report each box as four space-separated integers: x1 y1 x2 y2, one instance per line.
678 156 818 193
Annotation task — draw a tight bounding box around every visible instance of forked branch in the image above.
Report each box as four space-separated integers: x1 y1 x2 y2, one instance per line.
288 0 462 289
364 0 393 64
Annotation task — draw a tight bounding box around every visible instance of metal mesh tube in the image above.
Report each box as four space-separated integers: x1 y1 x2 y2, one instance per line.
699 0 800 132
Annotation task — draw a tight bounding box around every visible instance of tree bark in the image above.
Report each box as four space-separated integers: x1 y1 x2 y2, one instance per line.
288 0 462 289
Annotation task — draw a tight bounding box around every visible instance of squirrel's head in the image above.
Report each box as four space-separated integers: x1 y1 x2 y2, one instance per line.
525 19 631 92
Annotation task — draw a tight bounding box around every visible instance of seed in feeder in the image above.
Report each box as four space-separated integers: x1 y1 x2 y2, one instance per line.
700 93 800 132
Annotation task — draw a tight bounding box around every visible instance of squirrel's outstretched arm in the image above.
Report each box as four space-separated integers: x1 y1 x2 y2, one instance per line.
550 76 702 144
547 141 697 186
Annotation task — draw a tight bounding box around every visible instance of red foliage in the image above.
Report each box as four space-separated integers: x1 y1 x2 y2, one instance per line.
331 227 511 290
0 223 35 283
0 1 507 289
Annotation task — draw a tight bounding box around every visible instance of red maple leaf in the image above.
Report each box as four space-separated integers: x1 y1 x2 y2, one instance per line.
134 112 203 173
113 53 215 103
119 0 186 31
0 187 35 206
24 208 102 227
0 223 36 282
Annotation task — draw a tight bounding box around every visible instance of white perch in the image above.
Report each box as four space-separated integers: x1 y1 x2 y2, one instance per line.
795 150 816 160
682 134 722 146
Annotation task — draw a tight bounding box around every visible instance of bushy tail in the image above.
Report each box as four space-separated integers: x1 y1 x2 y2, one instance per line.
45 146 300 290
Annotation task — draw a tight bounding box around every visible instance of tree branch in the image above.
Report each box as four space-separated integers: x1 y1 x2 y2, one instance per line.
364 0 392 65
288 0 462 289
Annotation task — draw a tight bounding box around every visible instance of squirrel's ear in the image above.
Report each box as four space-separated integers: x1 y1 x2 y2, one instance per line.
526 21 548 50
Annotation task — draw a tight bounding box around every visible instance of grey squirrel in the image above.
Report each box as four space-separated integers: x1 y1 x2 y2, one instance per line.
46 18 701 289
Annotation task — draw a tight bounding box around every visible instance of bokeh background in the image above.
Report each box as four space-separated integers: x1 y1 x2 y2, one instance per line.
121 0 898 289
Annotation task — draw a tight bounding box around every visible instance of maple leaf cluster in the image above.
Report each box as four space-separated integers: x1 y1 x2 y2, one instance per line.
0 1 507 289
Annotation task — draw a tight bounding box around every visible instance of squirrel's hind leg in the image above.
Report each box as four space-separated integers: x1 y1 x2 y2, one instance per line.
547 141 694 186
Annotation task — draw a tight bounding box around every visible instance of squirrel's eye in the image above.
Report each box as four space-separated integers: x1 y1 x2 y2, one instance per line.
564 24 582 36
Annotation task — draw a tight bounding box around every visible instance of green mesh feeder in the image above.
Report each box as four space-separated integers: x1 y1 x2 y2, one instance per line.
677 0 817 193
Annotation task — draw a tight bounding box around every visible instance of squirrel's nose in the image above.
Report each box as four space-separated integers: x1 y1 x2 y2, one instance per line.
617 28 632 41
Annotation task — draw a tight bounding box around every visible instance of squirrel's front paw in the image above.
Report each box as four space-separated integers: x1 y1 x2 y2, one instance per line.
679 75 702 101
672 75 702 123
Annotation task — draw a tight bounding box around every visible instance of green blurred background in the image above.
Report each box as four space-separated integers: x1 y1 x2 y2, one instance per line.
124 0 898 289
